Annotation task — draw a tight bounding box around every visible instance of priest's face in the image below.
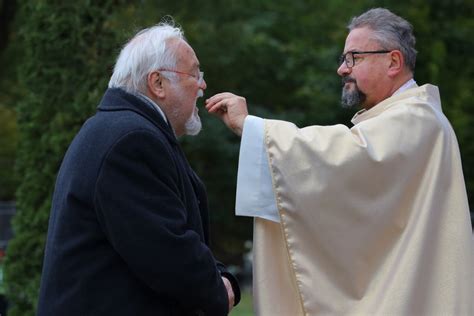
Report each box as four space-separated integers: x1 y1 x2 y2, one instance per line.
337 27 392 110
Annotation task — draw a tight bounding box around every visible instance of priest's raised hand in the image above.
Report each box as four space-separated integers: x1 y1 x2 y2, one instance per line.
205 92 248 136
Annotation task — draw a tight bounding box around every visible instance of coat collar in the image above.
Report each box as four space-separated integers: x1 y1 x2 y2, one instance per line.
97 88 178 144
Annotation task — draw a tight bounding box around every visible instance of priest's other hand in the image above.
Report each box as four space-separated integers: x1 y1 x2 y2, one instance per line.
206 92 248 136
221 276 235 313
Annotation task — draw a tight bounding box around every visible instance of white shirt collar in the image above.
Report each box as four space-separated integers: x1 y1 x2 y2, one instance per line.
393 78 417 95
136 93 168 123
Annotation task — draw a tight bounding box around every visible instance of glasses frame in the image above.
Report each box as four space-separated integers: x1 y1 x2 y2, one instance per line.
158 69 204 85
339 50 391 68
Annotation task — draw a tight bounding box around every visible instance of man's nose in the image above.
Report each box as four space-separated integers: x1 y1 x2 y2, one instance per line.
337 62 351 77
200 79 207 90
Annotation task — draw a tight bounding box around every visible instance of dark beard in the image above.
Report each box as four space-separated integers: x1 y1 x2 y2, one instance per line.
341 76 366 108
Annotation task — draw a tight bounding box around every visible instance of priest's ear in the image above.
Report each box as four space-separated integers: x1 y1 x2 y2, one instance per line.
387 50 404 77
147 71 166 99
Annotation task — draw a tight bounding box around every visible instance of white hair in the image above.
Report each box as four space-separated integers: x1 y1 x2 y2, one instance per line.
108 22 185 93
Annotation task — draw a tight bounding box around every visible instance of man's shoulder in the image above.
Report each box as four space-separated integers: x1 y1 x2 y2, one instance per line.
370 84 440 117
390 84 440 106
87 108 168 141
66 110 171 168
92 88 172 134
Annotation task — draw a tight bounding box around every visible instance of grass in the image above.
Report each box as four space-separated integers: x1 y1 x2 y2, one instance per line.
231 289 253 316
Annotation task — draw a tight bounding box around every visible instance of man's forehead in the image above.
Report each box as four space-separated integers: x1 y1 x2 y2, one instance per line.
173 39 199 69
344 27 377 51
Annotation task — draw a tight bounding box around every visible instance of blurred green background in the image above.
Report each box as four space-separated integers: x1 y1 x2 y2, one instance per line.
0 0 472 315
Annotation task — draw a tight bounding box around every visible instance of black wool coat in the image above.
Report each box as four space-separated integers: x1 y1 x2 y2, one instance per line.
37 88 239 316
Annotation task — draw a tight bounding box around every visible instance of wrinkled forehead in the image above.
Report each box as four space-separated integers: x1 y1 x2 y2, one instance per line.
344 27 380 52
170 38 200 70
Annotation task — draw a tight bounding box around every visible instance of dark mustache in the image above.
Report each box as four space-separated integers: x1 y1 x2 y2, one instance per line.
341 76 356 86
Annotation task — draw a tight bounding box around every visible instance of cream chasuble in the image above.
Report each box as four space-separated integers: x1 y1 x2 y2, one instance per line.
254 84 473 315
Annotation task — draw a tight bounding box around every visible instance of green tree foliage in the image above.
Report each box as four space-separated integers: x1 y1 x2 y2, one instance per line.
3 0 473 315
4 1 125 315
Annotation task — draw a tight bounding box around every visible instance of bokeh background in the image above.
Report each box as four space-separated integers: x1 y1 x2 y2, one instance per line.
0 0 472 315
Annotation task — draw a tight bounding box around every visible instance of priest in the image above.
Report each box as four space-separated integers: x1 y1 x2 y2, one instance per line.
206 7 473 316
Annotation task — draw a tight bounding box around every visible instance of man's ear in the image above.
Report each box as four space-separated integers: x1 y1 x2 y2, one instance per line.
387 50 404 78
147 71 166 99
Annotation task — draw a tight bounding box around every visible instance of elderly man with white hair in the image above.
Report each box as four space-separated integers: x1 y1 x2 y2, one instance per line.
37 22 240 316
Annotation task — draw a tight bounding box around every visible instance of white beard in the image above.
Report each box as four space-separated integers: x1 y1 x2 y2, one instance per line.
184 106 202 136
170 85 203 136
